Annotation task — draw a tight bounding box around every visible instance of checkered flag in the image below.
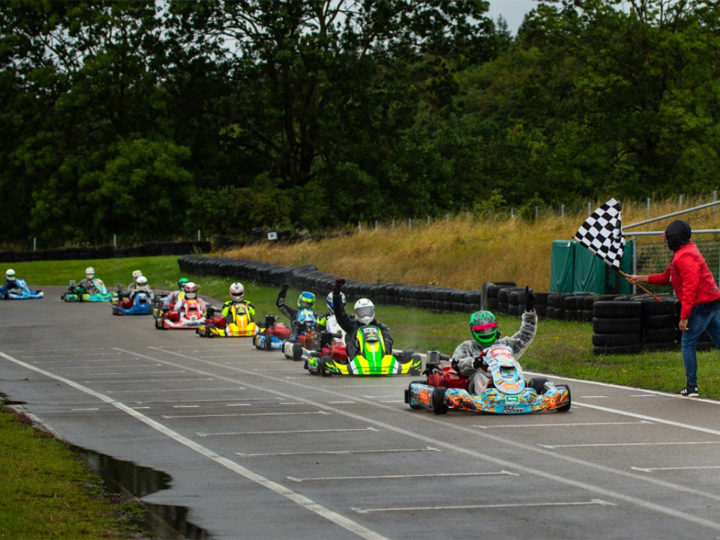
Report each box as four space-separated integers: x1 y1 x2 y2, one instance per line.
573 198 625 269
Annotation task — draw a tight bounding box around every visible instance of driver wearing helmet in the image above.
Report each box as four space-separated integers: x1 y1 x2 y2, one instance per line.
319 290 348 341
173 281 206 315
452 287 537 394
128 275 153 302
160 277 189 309
127 270 144 292
2 268 21 298
276 284 321 339
222 282 256 323
3 268 20 291
77 267 102 295
331 279 393 360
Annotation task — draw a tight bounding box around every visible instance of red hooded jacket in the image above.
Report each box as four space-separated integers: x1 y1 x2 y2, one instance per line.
648 241 720 319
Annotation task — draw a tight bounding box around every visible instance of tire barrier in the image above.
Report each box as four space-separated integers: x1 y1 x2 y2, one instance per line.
178 256 696 356
177 255 482 313
0 241 211 262
592 300 643 355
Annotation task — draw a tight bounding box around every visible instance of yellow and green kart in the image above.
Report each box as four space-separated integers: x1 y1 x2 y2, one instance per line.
197 303 257 337
306 324 422 376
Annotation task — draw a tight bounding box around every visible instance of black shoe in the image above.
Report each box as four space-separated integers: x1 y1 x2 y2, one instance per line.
678 385 699 397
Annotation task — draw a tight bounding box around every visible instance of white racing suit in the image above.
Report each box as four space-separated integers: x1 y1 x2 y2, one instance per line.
451 310 537 394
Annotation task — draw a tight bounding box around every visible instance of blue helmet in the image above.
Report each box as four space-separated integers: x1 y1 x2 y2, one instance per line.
298 291 315 309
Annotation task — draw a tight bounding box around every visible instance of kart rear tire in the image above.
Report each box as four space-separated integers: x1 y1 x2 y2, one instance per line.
432 387 448 415
407 381 424 409
557 385 571 412
265 334 272 351
528 377 548 394
318 356 332 377
292 342 303 362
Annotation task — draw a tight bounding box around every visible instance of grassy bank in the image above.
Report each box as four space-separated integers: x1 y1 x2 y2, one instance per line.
0 405 141 538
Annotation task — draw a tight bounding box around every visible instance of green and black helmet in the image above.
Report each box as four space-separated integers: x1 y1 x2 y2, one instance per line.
469 310 498 346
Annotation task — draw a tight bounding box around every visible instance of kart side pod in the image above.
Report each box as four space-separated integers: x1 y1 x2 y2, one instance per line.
405 381 449 414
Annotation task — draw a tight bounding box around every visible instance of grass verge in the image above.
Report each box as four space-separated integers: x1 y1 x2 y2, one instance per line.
0 404 143 538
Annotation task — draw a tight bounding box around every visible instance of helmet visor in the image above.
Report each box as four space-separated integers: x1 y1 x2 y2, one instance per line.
471 321 497 344
355 305 375 324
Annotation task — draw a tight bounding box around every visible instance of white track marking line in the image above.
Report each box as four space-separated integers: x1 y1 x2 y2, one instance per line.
89 377 214 384
540 441 720 449
287 471 519 483
474 420 652 429
525 369 720 405
107 387 244 393
352 499 615 514
574 401 720 436
237 447 440 458
197 427 378 437
138 346 720 531
161 410 329 419
632 465 720 473
0 351 386 540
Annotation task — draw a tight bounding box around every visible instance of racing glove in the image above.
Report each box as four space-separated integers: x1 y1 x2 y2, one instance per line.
333 278 345 292
473 351 487 370
525 286 536 312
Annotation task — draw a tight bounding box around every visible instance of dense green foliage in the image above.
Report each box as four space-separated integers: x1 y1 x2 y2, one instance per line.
2 0 719 247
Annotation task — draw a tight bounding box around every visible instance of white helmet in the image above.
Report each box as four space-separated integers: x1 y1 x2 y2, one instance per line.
354 298 375 325
132 269 143 281
5 268 16 281
184 282 198 299
229 282 245 302
326 291 346 315
85 267 95 279
136 275 148 288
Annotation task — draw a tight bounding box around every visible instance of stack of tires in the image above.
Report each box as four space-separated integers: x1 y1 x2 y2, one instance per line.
481 282 516 311
592 299 642 354
639 297 678 351
546 293 567 320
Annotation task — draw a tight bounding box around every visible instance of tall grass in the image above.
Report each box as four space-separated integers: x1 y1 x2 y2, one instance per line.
222 197 720 290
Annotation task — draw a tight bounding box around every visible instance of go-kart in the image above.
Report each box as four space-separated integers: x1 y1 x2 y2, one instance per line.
306 323 422 376
155 298 206 329
252 315 292 350
405 345 571 415
112 289 153 315
62 279 116 302
1 278 43 300
282 311 321 361
197 304 257 337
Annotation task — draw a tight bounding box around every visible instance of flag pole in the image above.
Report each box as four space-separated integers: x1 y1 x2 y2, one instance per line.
617 269 662 301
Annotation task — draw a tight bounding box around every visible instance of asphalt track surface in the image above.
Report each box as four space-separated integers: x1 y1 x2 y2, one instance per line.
2 289 720 540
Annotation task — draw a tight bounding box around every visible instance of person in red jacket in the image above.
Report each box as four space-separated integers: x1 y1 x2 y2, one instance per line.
628 220 720 397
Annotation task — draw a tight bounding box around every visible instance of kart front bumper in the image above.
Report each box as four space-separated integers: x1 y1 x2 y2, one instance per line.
405 381 571 414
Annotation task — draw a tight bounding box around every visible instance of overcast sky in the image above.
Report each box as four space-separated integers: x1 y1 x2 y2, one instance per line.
487 0 539 34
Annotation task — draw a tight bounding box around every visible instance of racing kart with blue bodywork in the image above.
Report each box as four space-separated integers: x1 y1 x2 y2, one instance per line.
1 278 43 300
252 315 292 350
197 303 257 337
61 279 116 302
405 345 571 414
306 322 422 376
281 309 322 361
112 289 153 315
